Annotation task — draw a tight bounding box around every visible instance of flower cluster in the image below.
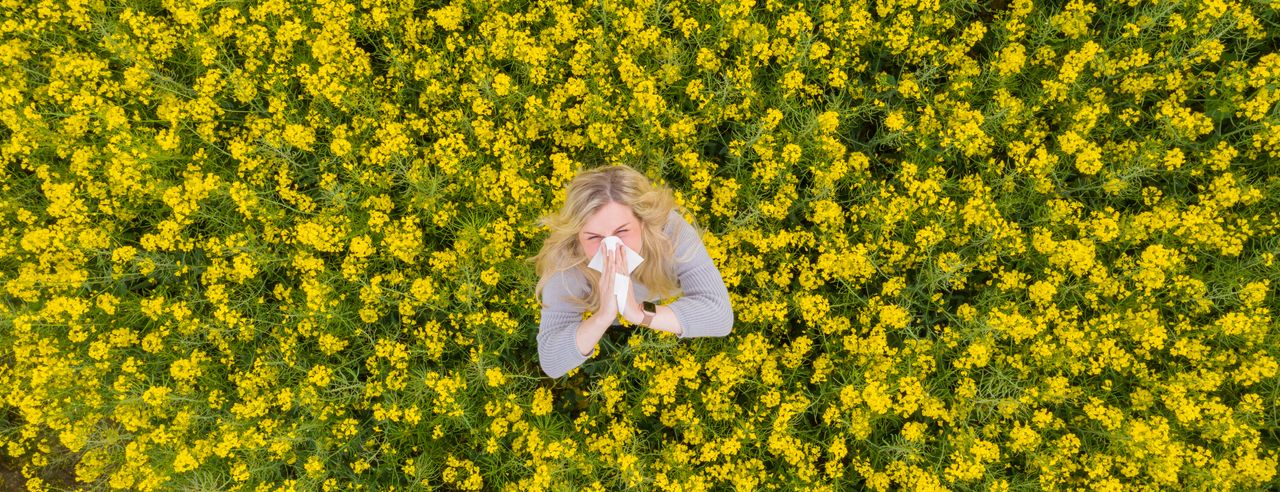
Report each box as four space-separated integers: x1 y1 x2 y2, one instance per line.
2 0 1278 490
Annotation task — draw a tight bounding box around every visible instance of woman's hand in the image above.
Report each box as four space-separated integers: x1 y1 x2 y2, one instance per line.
594 241 640 325
616 243 645 325
595 241 625 321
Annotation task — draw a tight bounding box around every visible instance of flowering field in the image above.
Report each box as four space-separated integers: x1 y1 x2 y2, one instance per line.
2 0 1279 489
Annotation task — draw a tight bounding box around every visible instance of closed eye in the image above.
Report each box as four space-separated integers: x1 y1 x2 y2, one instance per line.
587 227 627 240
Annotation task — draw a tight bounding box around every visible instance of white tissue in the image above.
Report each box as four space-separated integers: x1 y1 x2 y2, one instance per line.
587 236 644 312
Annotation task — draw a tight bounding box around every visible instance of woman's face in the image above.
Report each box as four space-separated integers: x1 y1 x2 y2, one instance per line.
579 201 643 260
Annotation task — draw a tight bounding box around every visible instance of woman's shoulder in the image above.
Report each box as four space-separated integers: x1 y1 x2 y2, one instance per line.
545 266 589 298
664 209 691 237
663 209 709 265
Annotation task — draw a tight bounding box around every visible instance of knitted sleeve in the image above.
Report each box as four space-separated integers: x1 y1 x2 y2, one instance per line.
665 213 735 338
536 268 592 378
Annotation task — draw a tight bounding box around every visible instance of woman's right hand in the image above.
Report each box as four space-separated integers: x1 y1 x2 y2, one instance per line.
595 243 620 321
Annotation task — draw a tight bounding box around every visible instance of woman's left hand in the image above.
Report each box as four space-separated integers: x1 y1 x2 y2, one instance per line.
615 242 643 325
622 284 643 325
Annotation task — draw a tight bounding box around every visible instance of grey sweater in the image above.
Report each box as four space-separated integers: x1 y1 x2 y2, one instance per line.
537 210 734 378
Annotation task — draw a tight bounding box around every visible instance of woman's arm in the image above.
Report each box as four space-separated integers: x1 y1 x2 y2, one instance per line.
575 312 614 356
665 263 734 338
643 212 734 338
623 302 682 336
537 269 609 378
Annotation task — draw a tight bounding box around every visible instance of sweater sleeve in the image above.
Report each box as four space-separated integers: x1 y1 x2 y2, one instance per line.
666 213 735 338
536 269 592 378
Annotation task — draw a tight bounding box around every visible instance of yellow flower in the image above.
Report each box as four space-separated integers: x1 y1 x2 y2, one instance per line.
172 448 199 473
781 336 812 369
1239 280 1269 307
989 305 1039 342
901 421 928 442
305 455 325 478
430 4 466 31
816 110 839 133
884 109 906 131
491 72 512 96
955 341 991 369
480 267 500 286
695 47 720 72
142 386 171 407
169 350 208 383
1161 148 1185 171
295 217 347 253
283 123 315 151
308 365 333 387
913 223 944 251
710 177 740 218
484 367 507 387
1008 422 1040 452
1028 280 1057 305
781 69 805 95
531 386 553 416
382 216 423 264
944 435 1001 482
995 42 1026 76
1134 244 1183 292
1050 0 1097 38
861 381 892 415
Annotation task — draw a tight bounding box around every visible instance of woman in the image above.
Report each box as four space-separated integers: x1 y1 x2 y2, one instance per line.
529 164 734 378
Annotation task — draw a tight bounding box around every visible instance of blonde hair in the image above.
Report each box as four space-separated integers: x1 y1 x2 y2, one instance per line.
528 164 702 313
